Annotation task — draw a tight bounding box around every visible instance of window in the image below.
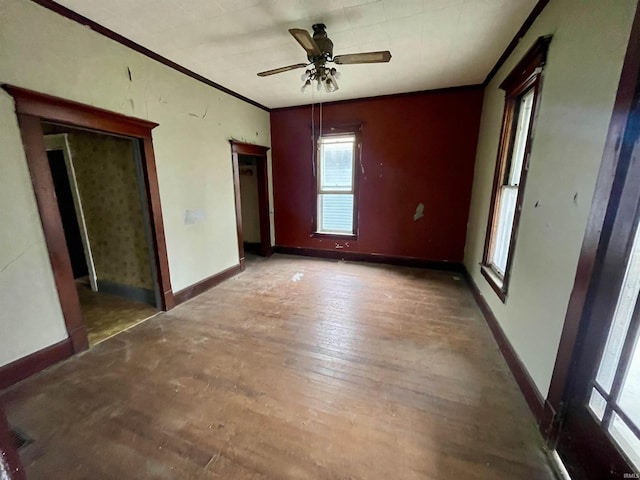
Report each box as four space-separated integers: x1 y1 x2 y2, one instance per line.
314 129 360 237
482 36 551 301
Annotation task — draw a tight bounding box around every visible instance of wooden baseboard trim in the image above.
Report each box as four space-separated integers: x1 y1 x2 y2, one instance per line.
463 268 545 421
0 339 73 391
174 263 243 305
274 246 465 272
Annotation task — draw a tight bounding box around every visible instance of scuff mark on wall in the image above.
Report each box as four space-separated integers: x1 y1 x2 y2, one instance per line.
573 192 579 205
127 66 132 81
413 203 425 221
534 201 542 208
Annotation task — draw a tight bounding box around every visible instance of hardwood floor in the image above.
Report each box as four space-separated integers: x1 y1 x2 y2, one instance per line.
1 255 556 479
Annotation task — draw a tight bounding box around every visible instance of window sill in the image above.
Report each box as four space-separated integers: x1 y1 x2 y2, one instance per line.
312 232 357 241
480 264 507 303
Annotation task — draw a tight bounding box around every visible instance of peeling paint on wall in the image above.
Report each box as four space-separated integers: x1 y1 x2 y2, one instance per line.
413 203 425 221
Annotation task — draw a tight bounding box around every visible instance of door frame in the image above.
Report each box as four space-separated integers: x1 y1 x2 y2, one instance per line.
540 3 640 475
43 133 99 292
3 85 175 355
230 140 272 266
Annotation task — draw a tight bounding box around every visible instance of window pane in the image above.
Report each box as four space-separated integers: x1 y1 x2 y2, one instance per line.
491 185 518 275
595 222 640 393
617 330 640 431
319 194 354 234
609 412 640 472
508 89 535 186
320 141 353 191
587 388 606 421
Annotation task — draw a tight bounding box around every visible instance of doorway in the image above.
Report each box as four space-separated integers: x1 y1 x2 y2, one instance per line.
3 85 174 359
230 141 272 266
43 127 160 346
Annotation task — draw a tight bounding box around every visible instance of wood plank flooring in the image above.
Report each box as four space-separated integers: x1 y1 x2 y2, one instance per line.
1 255 556 479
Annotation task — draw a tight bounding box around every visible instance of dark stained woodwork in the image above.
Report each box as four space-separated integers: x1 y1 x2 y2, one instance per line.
480 36 551 301
1 255 555 479
464 269 545 420
310 124 362 240
483 0 551 87
3 85 158 137
174 263 243 305
140 137 174 310
275 246 465 272
3 85 175 383
0 406 26 480
544 3 640 435
230 141 273 262
15 113 89 354
0 339 73 391
28 0 269 112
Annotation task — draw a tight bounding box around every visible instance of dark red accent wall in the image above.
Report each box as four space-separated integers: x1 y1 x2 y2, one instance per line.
270 88 484 262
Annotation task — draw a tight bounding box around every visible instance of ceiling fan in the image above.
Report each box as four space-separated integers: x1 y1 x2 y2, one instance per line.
257 23 392 92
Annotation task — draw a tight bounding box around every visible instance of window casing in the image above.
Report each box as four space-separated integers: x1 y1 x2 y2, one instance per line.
481 36 551 301
313 127 360 238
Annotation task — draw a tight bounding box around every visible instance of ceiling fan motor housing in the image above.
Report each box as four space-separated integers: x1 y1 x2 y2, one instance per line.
310 23 333 63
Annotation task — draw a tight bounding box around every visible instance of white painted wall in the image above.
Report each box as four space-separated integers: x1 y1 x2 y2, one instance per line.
0 0 271 366
465 0 638 397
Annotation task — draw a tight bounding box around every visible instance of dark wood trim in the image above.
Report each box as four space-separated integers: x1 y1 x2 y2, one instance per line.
311 124 362 238
483 0 551 87
274 246 466 272
28 0 269 112
464 268 545 420
15 113 89 353
481 36 551 301
3 85 158 137
140 137 174 310
230 141 270 157
4 86 176 368
0 406 27 479
230 141 273 259
480 265 507 302
174 263 243 305
270 84 484 113
0 339 73 391
543 4 640 439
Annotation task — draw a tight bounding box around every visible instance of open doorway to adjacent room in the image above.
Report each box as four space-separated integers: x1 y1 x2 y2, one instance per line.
230 141 272 266
42 125 160 346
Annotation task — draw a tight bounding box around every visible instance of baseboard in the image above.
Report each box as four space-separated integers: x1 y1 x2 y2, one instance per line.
274 246 465 272
97 280 156 306
174 263 243 305
0 339 73 390
463 268 545 421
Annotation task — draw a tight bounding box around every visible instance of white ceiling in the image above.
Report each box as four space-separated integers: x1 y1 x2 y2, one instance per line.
54 0 538 109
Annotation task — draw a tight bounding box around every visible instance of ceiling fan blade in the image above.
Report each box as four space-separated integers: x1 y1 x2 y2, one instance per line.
333 51 392 65
289 28 322 56
257 63 308 77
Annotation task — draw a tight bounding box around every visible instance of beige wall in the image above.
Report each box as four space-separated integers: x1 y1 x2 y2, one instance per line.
0 0 270 366
464 0 638 397
68 131 154 291
239 162 261 244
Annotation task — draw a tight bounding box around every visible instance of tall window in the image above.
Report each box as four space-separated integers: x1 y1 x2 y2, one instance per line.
315 129 359 237
482 36 551 301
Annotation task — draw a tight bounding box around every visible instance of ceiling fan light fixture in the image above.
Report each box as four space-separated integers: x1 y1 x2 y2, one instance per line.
301 79 311 92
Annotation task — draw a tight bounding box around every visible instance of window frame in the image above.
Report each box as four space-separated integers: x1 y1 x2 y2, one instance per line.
481 36 552 302
312 124 362 240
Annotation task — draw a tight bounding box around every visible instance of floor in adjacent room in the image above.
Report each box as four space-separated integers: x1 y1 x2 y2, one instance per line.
1 255 556 479
76 282 159 345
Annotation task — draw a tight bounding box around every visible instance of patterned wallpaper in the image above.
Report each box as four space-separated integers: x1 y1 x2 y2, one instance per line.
68 131 154 290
